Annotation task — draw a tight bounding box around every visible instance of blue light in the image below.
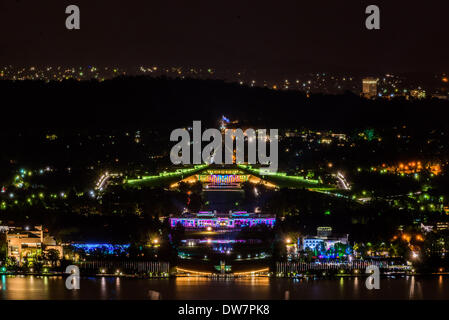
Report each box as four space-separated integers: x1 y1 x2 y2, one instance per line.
71 243 130 254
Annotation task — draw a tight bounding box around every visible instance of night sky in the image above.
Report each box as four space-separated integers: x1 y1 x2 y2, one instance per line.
1 0 449 76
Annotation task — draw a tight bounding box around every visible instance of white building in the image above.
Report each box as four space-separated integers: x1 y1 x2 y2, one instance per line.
302 227 349 251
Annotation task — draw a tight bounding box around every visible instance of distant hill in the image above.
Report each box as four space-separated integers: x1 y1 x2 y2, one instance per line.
1 76 449 132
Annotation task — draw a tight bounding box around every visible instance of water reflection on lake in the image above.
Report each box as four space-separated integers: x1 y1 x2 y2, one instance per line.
1 275 449 300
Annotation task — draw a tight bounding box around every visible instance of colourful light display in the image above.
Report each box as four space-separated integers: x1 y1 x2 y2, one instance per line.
198 174 249 184
181 239 246 244
71 243 130 254
170 214 275 229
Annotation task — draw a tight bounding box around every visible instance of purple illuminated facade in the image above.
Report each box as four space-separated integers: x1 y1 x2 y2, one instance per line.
170 211 275 229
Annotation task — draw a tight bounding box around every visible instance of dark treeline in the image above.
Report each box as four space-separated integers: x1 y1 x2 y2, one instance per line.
1 76 449 132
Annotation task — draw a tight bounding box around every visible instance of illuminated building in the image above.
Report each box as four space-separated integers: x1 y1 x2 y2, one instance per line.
420 223 434 233
436 222 449 231
198 174 248 189
45 134 58 141
303 238 324 250
170 211 275 229
302 236 349 251
302 227 349 251
331 133 347 141
317 226 332 238
0 226 13 233
362 77 378 99
6 226 63 266
410 89 426 99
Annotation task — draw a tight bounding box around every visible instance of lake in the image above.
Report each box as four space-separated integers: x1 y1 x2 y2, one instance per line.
1 275 449 300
